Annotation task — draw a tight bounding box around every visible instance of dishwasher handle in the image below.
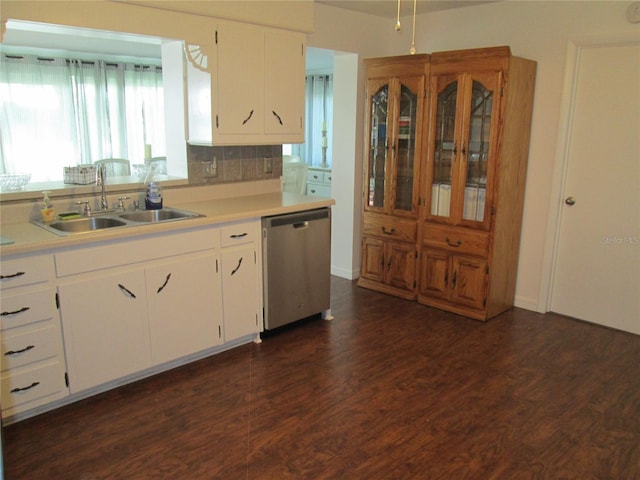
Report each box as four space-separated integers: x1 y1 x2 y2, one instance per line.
293 221 309 229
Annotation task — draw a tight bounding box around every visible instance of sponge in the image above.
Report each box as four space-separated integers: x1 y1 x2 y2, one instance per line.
58 212 82 221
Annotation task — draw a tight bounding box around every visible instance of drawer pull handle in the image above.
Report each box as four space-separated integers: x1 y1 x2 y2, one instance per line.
231 257 243 276
242 109 254 125
381 227 396 235
445 237 462 247
156 273 172 294
118 284 137 299
11 381 40 394
230 233 248 239
1 271 26 279
1 306 30 316
5 345 35 356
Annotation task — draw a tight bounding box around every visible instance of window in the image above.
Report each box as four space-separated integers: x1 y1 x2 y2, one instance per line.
291 74 333 168
0 54 165 182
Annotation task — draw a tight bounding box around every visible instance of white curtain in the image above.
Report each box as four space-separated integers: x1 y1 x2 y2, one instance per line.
293 74 333 168
0 54 165 181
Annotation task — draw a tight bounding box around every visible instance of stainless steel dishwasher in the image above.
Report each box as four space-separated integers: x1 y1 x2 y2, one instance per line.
262 208 331 330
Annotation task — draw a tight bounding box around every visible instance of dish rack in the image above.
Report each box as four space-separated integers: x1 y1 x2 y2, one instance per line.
64 166 97 185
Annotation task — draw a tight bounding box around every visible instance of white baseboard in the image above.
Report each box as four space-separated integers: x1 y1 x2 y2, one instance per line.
331 265 359 280
515 295 545 313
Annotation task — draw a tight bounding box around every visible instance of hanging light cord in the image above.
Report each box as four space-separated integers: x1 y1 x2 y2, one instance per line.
410 0 417 54
395 0 401 30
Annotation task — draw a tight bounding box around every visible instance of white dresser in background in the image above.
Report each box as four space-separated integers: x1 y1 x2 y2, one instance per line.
306 167 332 197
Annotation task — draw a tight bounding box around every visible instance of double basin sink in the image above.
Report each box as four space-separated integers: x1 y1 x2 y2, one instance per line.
33 207 203 236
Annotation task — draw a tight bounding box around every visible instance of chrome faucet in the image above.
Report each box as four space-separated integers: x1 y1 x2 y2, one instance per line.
97 164 108 211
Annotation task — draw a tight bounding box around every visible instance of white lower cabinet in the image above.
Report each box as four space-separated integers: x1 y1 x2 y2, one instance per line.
220 220 262 342
55 227 223 394
1 254 68 416
57 267 150 393
59 250 223 393
2 219 264 418
146 251 222 365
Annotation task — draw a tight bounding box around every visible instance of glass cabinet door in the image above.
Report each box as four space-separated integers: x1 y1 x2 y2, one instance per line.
393 82 419 212
430 77 459 219
462 79 493 222
367 82 389 209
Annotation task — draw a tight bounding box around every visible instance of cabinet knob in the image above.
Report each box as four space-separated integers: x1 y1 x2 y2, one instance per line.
565 196 576 206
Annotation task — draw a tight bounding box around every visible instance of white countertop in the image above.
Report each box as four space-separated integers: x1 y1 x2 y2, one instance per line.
0 191 334 257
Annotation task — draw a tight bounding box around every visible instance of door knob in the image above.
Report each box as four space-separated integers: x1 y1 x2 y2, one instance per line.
565 196 576 206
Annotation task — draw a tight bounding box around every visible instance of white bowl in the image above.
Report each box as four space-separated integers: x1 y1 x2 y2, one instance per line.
0 173 32 191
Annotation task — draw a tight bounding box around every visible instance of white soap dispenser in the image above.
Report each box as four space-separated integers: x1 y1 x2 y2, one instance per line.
40 191 56 222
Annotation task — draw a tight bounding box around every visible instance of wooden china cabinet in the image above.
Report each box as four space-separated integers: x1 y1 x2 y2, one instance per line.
358 55 429 300
417 46 536 320
358 47 536 321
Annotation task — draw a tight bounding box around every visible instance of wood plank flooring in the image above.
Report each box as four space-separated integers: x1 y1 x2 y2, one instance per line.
3 276 639 479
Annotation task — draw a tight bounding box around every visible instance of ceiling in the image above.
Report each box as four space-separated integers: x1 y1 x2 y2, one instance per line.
315 0 499 18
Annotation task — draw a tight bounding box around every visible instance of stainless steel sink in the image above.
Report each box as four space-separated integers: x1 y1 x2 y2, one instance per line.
32 207 203 236
119 208 199 223
45 216 127 234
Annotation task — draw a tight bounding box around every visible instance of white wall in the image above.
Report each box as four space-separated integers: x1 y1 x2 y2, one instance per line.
311 1 639 310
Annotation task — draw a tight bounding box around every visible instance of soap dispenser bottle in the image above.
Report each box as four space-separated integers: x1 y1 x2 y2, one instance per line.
144 166 163 210
40 191 56 222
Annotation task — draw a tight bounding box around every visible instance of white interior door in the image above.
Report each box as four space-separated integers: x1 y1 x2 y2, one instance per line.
550 43 640 334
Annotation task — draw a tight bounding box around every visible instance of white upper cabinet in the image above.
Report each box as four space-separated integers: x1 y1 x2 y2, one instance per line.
215 23 265 138
263 30 306 137
186 21 306 145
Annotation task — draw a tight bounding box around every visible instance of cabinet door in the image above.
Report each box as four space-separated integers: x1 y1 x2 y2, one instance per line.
364 78 391 212
386 240 416 292
364 75 424 218
450 255 488 309
458 72 501 228
58 268 150 393
264 30 305 138
221 244 259 342
215 23 264 136
418 248 450 300
146 252 222 365
426 71 501 228
361 236 385 283
390 75 424 217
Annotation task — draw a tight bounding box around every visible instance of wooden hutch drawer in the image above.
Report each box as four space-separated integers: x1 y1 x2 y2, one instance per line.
423 224 489 256
363 214 417 243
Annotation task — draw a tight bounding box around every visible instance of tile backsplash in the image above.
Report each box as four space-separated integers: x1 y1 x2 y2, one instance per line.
188 144 283 186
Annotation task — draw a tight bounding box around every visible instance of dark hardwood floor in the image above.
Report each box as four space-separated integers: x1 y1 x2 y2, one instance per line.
3 276 639 479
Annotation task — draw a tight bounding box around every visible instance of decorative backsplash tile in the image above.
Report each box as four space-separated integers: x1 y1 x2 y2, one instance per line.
187 144 283 186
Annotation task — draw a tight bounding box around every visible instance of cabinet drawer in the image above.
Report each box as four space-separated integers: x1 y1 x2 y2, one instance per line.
55 228 219 277
1 361 66 410
423 224 489 256
220 220 258 247
307 184 331 197
1 324 58 371
1 255 52 290
307 169 324 183
322 171 332 185
363 214 417 243
1 287 55 331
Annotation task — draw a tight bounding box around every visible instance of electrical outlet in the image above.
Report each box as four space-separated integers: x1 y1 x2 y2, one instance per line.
264 157 273 174
202 157 217 178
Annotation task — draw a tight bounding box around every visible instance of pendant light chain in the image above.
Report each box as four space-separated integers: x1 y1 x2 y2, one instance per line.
410 0 417 54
